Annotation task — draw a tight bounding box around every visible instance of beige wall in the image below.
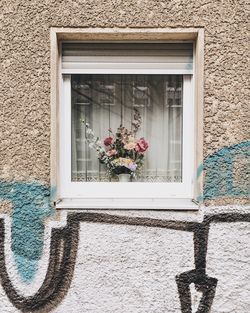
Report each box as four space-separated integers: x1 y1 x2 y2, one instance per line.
0 3 249 312
0 0 249 204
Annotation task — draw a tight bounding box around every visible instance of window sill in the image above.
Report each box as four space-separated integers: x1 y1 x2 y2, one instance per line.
55 198 199 210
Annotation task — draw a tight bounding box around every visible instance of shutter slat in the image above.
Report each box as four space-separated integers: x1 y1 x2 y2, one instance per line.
62 43 193 74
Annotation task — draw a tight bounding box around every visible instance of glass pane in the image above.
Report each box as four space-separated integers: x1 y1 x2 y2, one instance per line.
71 74 183 182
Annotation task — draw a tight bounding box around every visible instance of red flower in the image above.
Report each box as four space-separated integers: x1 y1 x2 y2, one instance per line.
104 137 113 146
135 138 149 153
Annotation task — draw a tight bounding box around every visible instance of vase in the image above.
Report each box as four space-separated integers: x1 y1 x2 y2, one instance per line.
118 174 131 182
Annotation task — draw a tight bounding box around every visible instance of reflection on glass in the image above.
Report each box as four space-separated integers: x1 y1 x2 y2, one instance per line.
71 74 183 182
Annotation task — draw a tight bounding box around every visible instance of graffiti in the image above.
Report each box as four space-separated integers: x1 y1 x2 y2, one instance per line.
0 142 247 283
0 141 249 311
0 181 54 282
197 141 250 202
0 211 249 312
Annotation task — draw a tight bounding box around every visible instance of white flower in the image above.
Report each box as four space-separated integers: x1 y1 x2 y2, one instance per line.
86 128 93 135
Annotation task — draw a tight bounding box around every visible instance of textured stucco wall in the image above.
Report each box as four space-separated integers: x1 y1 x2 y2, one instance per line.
0 0 249 201
0 1 249 313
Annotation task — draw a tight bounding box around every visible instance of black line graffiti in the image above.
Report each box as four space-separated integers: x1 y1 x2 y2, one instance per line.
0 212 249 312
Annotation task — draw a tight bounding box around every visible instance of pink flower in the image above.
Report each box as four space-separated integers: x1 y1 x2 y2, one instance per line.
135 138 149 153
124 136 137 150
124 142 136 150
124 140 136 150
104 137 113 146
106 149 117 157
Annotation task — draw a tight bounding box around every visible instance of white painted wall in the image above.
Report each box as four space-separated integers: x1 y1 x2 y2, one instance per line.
0 207 249 313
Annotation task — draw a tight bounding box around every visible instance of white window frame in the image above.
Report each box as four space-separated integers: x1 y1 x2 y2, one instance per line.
59 71 194 207
50 28 204 210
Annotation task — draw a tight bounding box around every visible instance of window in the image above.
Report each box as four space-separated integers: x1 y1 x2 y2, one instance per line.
71 74 183 183
58 42 195 208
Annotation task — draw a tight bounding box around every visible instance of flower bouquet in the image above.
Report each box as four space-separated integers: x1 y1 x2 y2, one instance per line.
82 109 149 181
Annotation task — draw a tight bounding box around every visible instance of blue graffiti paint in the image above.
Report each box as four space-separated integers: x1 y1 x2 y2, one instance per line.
15 255 38 282
196 163 203 179
0 181 54 282
0 142 248 281
197 141 250 201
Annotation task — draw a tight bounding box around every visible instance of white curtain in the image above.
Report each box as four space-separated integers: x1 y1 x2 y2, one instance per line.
71 74 182 182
